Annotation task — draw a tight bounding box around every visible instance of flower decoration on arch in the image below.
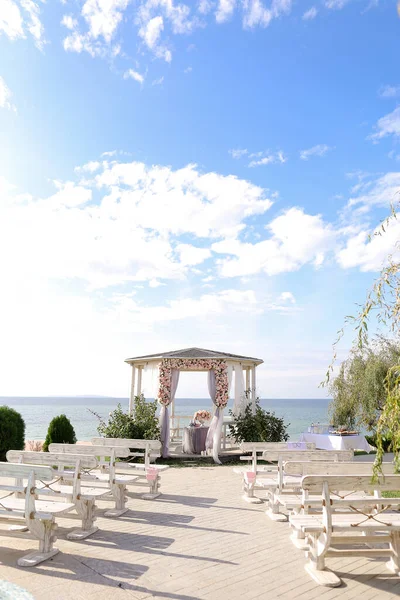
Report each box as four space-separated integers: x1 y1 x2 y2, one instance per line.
157 358 229 408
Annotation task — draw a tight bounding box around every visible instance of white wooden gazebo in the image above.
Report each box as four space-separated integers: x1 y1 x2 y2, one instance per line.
125 347 263 462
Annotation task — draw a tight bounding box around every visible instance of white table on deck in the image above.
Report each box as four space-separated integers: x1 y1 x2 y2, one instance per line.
299 432 373 452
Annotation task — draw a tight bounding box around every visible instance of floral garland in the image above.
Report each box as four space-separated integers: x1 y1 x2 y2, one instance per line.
158 358 229 408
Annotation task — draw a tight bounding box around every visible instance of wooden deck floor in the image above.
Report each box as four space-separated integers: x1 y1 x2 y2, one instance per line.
1 466 400 600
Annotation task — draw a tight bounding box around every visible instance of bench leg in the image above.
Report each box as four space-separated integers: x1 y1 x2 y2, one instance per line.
304 533 341 587
387 531 400 575
18 519 59 567
67 498 98 540
265 494 287 522
105 483 129 517
242 481 262 504
142 475 161 500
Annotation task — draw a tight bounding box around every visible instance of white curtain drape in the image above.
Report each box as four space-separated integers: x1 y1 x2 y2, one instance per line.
205 369 224 464
160 368 180 458
227 363 234 395
144 362 160 399
233 364 245 416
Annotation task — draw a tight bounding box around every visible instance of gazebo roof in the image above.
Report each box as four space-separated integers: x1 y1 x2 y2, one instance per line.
125 346 263 366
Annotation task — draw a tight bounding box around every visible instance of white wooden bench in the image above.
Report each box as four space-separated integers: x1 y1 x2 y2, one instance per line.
262 450 354 516
241 449 353 505
0 462 76 567
48 444 140 517
92 438 168 499
7 450 110 540
289 474 400 587
272 461 398 547
237 442 316 473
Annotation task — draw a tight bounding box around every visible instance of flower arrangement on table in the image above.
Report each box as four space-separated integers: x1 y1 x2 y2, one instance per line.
193 410 211 425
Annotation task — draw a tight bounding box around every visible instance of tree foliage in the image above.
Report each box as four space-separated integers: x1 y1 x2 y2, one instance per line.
92 395 160 440
43 414 77 451
324 204 400 473
229 397 289 443
328 339 400 430
0 406 25 461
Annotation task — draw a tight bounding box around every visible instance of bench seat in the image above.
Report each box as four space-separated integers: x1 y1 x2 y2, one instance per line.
94 473 139 484
291 510 400 532
0 497 75 515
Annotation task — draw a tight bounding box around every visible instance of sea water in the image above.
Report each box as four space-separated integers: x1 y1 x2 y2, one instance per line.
0 397 330 441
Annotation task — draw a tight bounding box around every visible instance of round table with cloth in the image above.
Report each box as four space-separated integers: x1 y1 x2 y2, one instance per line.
182 426 209 454
0 581 34 600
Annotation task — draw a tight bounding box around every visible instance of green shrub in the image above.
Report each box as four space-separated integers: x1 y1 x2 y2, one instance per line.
229 398 289 443
0 406 25 461
92 395 160 440
365 433 396 453
43 414 77 451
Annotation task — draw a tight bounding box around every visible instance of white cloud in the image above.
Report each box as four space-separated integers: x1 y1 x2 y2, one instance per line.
229 148 248 159
215 0 236 23
325 0 350 8
184 66 192 74
139 15 164 49
370 107 400 141
75 160 101 174
347 172 400 210
336 219 400 272
0 159 273 292
379 85 400 99
0 76 16 112
198 0 214 14
61 15 78 30
20 0 45 50
300 144 331 160
213 207 337 277
249 151 287 167
302 6 317 19
0 0 24 40
0 0 45 47
123 69 145 84
176 243 212 266
152 76 164 86
279 291 296 303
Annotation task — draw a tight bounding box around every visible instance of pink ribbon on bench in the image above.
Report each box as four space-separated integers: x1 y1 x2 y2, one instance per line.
245 471 256 485
146 468 158 482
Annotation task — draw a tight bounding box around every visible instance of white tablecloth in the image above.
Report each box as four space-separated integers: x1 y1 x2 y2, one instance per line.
299 432 373 452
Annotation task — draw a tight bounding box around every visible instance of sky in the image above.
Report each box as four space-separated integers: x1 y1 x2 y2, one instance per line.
0 0 400 400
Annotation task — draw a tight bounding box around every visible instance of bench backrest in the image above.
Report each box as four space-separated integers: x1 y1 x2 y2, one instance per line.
261 449 354 463
49 443 129 459
285 461 396 476
92 438 161 451
240 442 316 452
240 442 316 470
302 474 400 493
92 437 161 467
0 461 54 481
7 450 98 470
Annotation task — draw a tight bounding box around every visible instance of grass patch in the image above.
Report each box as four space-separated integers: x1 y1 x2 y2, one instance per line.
382 491 400 498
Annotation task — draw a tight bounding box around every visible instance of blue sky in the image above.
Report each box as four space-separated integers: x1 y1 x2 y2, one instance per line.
0 0 399 399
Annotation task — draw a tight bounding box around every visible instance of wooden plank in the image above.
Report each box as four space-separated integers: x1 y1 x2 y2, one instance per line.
302 474 400 492
0 462 53 480
7 450 98 469
284 461 396 476
92 438 161 451
49 444 129 458
261 450 354 462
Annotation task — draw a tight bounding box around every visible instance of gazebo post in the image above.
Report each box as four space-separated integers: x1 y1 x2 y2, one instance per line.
251 365 256 415
245 368 250 393
129 366 136 415
137 366 143 396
